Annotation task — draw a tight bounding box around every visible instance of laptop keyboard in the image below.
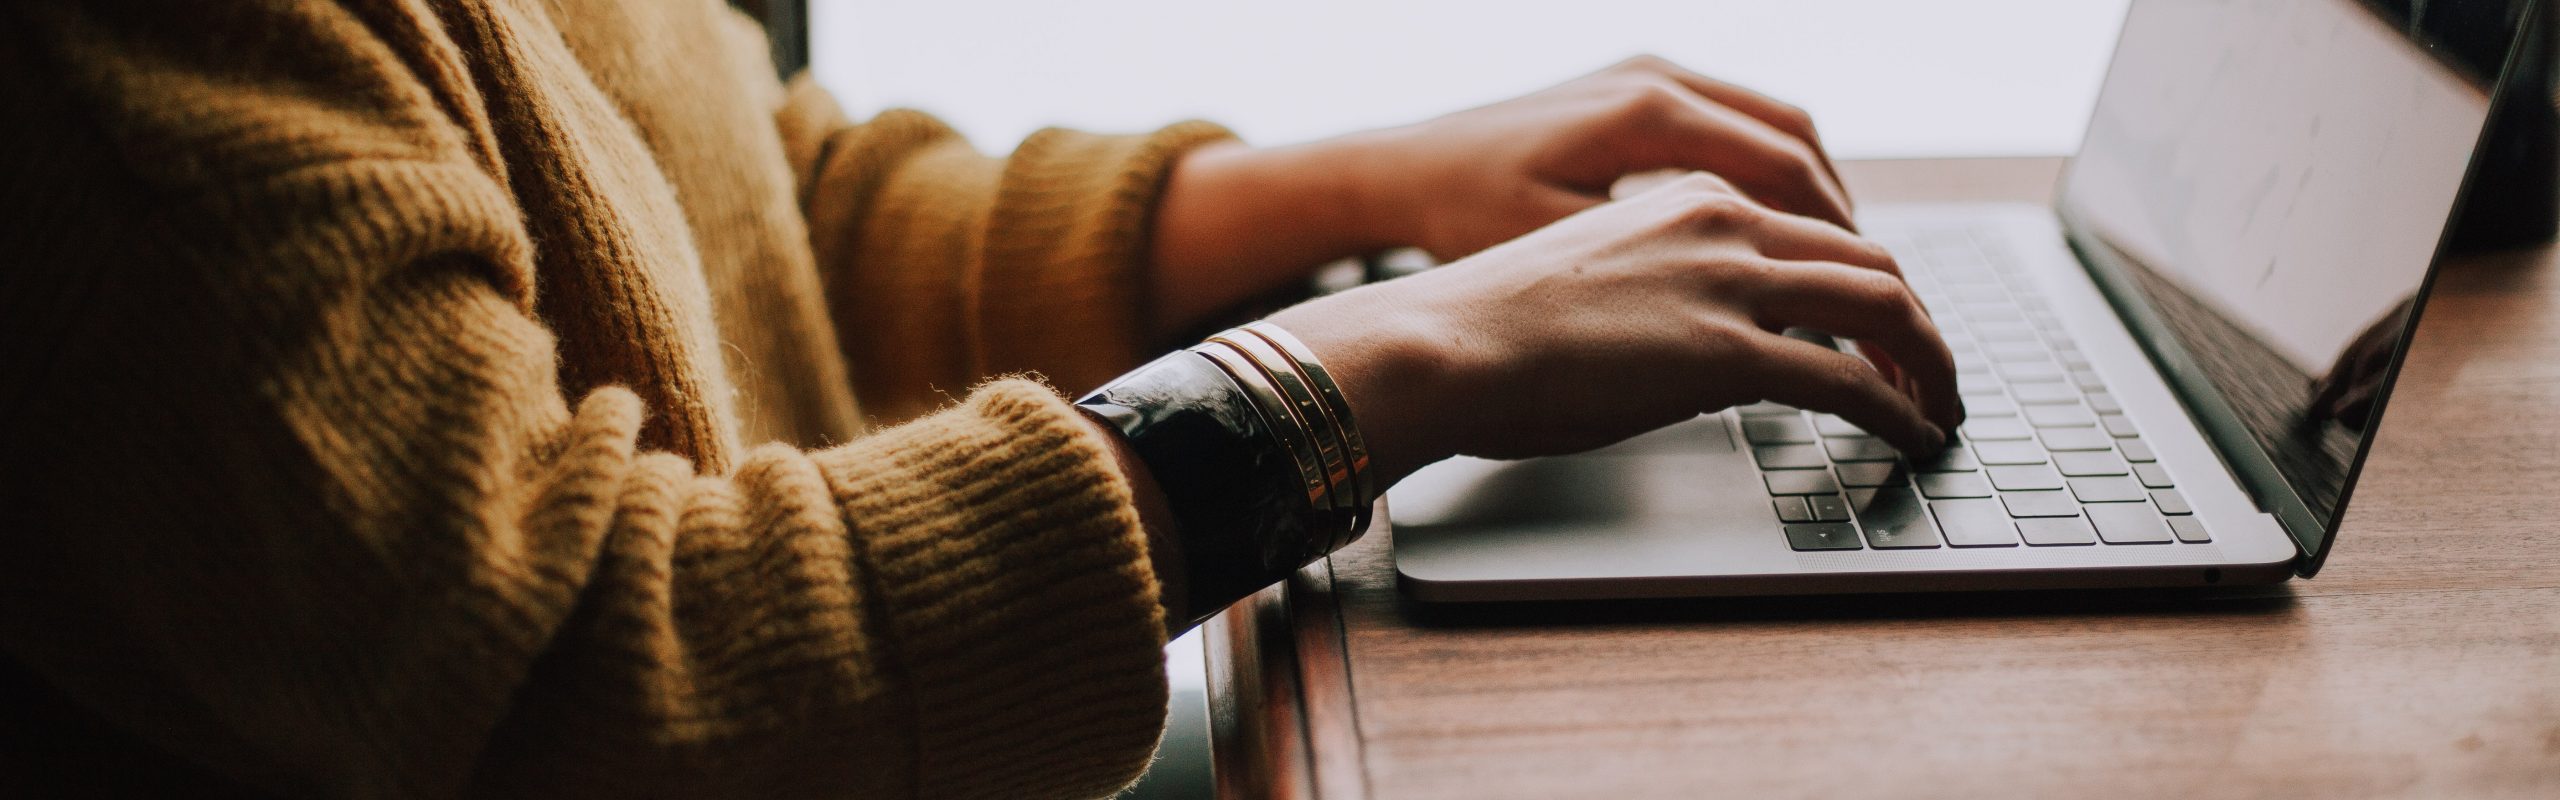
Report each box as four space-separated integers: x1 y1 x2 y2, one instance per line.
1751 225 2213 551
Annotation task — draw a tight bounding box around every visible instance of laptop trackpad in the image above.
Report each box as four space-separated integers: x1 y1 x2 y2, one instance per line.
1389 415 1776 583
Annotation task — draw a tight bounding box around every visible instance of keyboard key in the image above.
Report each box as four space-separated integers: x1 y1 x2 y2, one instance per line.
2001 490 2082 518
1988 464 2066 491
1851 488 1941 549
1946 284 2007 302
2040 428 2114 451
1808 493 1853 522
1974 440 2050 465
1915 446 1981 472
1964 305 2026 324
1813 414 1867 437
2087 503 2173 544
1962 416 2034 441
1999 361 2066 382
2086 392 2121 413
1825 437 1900 462
2025 404 2097 428
1917 472 1995 498
2133 462 2174 488
1773 496 1815 523
2012 382 2080 404
1962 395 2019 416
1764 469 1841 495
1985 341 2048 362
2069 476 2148 503
2151 489 2193 515
2119 439 2156 462
2018 517 2099 546
2101 414 2141 437
1959 373 2006 395
1976 319 2037 338
1953 355 1993 374
1785 523 1865 551
2072 369 2108 389
2055 348 2093 368
1754 444 1829 470
2054 451 2130 476
1744 416 1815 444
2169 516 2211 543
1836 462 1911 488
1930 498 2021 547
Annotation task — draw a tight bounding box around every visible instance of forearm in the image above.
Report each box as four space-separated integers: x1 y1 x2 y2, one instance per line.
1147 136 1406 339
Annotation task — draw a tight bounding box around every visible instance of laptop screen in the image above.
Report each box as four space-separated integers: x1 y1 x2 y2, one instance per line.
2057 0 2533 570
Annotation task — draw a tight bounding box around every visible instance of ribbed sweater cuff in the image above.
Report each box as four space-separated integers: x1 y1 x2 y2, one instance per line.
813 378 1167 798
975 120 1238 393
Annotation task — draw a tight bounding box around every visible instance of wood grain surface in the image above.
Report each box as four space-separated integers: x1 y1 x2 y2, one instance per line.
1208 158 2560 800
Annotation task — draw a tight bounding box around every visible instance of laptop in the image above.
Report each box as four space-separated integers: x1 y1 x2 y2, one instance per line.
1389 0 2545 601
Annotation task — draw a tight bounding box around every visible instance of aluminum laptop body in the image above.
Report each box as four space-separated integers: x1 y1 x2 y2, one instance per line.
1391 0 2545 601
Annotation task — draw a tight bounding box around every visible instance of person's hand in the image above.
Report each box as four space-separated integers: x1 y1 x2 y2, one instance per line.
1347 55 1854 262
1268 174 1960 484
1147 56 1848 339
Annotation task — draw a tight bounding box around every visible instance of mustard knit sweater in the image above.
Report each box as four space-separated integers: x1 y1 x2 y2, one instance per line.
0 0 1235 797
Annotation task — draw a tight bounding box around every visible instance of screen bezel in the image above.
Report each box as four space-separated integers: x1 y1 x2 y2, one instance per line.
2051 0 2544 577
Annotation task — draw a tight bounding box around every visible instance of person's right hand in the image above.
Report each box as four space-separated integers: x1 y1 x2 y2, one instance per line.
1269 173 1962 485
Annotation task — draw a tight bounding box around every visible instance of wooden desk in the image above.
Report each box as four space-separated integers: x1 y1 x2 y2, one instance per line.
1204 158 2560 799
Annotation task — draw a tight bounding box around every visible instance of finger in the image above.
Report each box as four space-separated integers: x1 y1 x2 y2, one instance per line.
1726 202 1902 278
1612 167 1725 201
1741 332 1947 455
1620 89 1856 231
1620 56 1849 199
1746 260 1963 428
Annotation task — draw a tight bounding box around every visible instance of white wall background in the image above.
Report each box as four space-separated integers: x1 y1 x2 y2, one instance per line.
809 0 2131 159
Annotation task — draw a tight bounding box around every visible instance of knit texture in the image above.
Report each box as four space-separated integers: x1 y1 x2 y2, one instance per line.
0 0 1234 797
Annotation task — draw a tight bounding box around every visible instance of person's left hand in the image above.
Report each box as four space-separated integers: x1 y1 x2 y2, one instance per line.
1346 55 1854 261
1148 56 1855 339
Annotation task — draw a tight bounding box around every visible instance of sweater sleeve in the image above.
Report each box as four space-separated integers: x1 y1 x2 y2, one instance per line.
0 3 1166 798
774 76 1236 423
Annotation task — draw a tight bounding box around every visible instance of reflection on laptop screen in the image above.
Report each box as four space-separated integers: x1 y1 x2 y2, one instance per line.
2058 0 2528 545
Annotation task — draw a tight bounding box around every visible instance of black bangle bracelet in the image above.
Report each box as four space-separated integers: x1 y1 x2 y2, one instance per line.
1077 351 1352 625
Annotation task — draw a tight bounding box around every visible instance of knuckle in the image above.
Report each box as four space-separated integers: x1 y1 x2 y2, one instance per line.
1779 142 1825 182
1715 257 1782 296
1688 314 1751 352
1850 270 1911 312
1613 79 1687 122
1859 240 1900 271
1676 193 1758 229
1620 53 1672 72
1771 103 1818 137
1670 170 1735 196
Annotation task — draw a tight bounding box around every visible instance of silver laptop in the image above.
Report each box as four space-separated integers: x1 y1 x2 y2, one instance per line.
1391 0 2543 601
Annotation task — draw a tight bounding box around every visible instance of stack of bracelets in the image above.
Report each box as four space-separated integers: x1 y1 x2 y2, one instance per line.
1075 321 1374 626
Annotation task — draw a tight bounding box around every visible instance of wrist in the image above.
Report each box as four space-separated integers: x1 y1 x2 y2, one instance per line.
1268 285 1474 487
1151 139 1404 338
1286 126 1429 256
1199 135 1411 259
